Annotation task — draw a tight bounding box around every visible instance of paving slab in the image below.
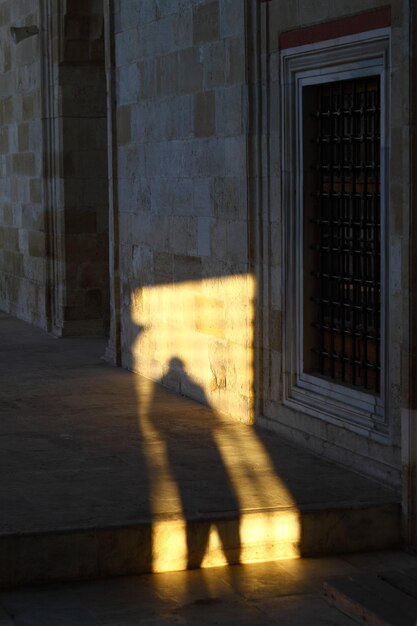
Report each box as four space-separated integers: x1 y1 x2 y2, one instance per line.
0 312 401 586
324 573 417 625
4 552 414 625
0 556 373 626
379 567 417 598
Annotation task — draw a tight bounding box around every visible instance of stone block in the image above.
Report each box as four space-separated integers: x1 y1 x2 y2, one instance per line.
0 226 19 251
193 1 219 44
0 127 9 153
156 51 179 97
85 288 103 317
62 117 107 152
151 176 194 217
22 92 37 120
197 216 212 257
11 177 30 204
3 250 24 276
18 122 29 152
270 310 282 352
226 219 247 271
169 216 197 255
28 230 46 258
20 208 37 237
15 35 37 67
11 0 33 19
65 208 97 234
132 243 153 282
29 178 42 204
63 39 91 64
195 294 225 339
117 63 140 105
89 38 105 62
0 1 11 24
118 143 146 180
16 63 39 94
172 178 194 215
120 0 143 30
216 85 242 136
187 137 226 178
0 69 13 98
225 36 245 85
0 39 11 74
165 94 194 140
23 256 46 283
65 13 103 40
154 252 173 284
115 28 140 67
116 105 131 144
213 176 247 220
76 261 107 289
12 152 36 176
66 0 104 15
145 140 182 178
1 96 13 124
194 90 215 137
2 204 14 226
210 219 228 262
138 59 156 100
220 0 244 38
173 254 202 282
201 40 226 89
193 178 214 217
61 83 106 118
177 47 203 94
65 233 107 263
224 136 246 177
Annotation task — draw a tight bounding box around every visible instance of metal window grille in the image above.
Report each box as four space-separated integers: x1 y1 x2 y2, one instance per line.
304 76 381 393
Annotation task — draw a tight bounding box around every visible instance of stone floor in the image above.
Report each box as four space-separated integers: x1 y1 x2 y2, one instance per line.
0 312 401 586
1 551 417 625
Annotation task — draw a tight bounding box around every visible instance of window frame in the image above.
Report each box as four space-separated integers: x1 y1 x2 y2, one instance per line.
280 28 390 440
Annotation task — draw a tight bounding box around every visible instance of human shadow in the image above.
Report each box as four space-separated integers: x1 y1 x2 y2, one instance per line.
147 357 241 569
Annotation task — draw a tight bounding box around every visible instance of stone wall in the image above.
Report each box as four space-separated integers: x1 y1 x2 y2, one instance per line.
60 0 109 335
0 0 47 327
256 0 409 487
109 1 412 485
0 0 109 335
112 0 254 420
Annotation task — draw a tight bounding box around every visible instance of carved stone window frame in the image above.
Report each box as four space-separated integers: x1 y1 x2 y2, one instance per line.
280 28 391 441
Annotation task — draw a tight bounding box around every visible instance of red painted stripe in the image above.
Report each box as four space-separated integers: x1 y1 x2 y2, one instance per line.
279 6 391 49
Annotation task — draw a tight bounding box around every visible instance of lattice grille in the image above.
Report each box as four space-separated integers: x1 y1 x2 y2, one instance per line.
304 76 381 392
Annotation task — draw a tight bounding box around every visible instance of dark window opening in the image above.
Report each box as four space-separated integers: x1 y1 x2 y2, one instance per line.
302 76 381 393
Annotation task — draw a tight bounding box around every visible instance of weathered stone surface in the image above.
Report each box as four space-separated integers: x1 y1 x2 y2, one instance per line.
193 1 219 44
194 90 215 137
324 574 417 626
0 0 413 498
0 313 402 586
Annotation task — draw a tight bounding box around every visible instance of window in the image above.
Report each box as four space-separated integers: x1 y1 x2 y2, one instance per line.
281 28 390 437
303 76 381 393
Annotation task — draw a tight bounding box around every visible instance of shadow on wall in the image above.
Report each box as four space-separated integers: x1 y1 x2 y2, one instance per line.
149 357 242 569
128 300 302 572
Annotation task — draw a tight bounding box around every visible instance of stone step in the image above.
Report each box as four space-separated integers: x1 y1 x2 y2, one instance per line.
0 313 402 588
0 501 400 588
324 570 417 626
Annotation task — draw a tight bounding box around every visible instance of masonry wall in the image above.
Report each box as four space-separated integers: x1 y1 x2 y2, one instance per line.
109 0 412 487
257 0 410 487
0 0 47 327
60 0 109 335
112 0 254 420
0 0 109 335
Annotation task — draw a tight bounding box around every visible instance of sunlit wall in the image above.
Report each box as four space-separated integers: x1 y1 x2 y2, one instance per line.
128 274 256 423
